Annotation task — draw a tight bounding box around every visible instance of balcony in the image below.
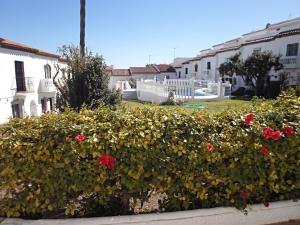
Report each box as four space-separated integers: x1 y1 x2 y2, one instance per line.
279 56 299 69
38 79 56 93
11 77 35 95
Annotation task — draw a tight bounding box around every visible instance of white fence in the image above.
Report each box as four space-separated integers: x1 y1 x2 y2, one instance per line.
137 79 231 104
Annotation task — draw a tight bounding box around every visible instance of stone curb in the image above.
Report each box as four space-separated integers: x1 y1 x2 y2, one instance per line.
1 200 300 225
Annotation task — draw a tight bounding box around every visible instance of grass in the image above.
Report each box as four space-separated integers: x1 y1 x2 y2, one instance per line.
121 99 252 114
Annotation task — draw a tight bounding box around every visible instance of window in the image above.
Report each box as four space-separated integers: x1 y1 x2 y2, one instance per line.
41 97 54 113
286 43 299 56
253 48 261 54
12 103 23 118
44 64 52 79
178 71 181 78
41 98 47 113
194 64 198 72
185 68 188 74
207 62 211 70
233 77 237 85
15 61 26 92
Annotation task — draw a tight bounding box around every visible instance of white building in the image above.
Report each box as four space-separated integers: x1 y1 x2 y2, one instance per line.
0 38 66 124
175 17 300 91
108 64 177 90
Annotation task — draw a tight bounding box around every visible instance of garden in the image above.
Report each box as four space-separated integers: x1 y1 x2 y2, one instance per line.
0 88 299 218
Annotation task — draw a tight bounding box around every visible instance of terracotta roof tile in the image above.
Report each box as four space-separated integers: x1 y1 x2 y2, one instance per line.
155 64 176 73
112 69 130 76
0 38 65 61
129 66 157 74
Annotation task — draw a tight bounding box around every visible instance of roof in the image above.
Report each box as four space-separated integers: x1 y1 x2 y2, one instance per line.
154 64 176 73
111 69 130 76
0 37 65 61
172 57 193 67
129 66 158 74
180 17 300 63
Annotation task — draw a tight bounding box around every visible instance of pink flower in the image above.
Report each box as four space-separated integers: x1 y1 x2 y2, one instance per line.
75 133 86 143
261 146 270 156
244 113 254 125
207 143 214 152
262 127 273 140
271 131 281 140
98 154 116 169
283 126 295 138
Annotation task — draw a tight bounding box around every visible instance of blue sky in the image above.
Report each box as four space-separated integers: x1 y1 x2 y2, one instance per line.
1 0 299 68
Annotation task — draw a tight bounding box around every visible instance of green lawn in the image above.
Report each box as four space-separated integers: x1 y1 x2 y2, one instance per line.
121 99 252 114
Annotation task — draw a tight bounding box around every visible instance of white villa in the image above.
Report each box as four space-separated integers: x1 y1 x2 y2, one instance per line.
0 38 66 124
175 17 300 92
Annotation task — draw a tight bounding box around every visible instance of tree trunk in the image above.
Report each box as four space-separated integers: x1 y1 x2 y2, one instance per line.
256 76 265 97
80 0 86 58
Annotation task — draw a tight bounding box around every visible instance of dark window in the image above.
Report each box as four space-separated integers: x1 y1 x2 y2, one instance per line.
15 61 26 92
178 71 181 78
233 77 237 85
41 99 47 113
253 48 261 54
12 104 22 118
286 43 299 56
207 62 211 70
194 64 198 72
44 64 52 79
49 98 53 111
185 68 188 74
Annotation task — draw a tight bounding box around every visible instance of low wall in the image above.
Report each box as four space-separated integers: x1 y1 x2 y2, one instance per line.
2 200 300 225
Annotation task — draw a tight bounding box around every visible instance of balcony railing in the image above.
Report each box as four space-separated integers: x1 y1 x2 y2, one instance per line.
11 77 35 93
38 79 56 93
279 56 299 69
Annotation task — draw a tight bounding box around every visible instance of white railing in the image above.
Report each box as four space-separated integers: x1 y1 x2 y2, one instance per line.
279 56 299 69
38 79 56 93
137 78 231 103
11 77 35 94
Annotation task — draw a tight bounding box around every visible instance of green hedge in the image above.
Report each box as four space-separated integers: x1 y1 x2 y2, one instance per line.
0 91 299 218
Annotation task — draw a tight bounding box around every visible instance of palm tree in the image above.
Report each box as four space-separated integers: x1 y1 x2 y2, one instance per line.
80 0 86 57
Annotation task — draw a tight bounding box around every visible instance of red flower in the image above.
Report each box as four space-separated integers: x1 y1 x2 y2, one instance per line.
271 131 281 140
262 127 273 140
207 143 214 152
75 133 86 143
261 146 270 156
98 154 116 169
283 126 295 138
264 201 269 207
240 191 249 199
244 113 254 125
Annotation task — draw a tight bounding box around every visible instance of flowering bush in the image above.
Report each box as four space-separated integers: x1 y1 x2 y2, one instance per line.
0 91 299 218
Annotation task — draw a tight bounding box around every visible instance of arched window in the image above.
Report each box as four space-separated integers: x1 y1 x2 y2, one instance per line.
44 64 51 79
194 64 198 72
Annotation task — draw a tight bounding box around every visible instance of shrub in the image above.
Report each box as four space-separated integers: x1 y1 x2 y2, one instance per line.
54 45 121 111
0 92 299 218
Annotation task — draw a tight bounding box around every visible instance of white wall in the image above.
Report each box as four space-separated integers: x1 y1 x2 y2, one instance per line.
132 73 159 80
0 47 66 124
109 76 130 89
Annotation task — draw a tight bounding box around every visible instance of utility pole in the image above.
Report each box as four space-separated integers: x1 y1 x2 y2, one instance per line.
173 48 176 59
148 54 152 65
